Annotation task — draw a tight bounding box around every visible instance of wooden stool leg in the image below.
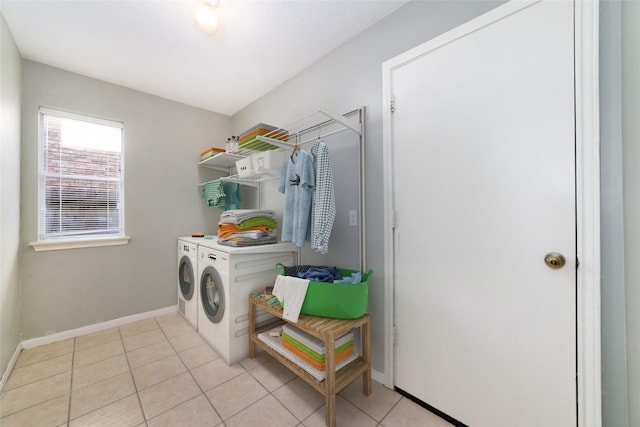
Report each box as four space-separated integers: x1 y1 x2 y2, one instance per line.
248 295 256 359
325 333 336 427
362 319 372 395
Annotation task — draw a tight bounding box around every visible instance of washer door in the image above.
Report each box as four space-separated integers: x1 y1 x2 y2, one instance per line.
200 266 225 323
178 255 194 300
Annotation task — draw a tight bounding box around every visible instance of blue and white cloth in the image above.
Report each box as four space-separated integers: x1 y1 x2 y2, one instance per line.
307 139 335 254
279 150 315 247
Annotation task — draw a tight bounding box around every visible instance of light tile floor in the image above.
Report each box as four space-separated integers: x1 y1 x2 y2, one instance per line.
0 312 452 427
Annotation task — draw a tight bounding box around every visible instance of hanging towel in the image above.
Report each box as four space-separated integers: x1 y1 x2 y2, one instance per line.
219 181 242 211
202 180 226 207
273 275 310 323
279 150 314 247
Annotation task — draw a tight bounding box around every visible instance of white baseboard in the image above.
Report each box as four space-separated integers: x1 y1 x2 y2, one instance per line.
21 305 178 350
0 342 23 395
372 368 385 386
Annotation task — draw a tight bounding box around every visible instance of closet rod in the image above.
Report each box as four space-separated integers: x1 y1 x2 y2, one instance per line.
319 109 361 134
254 108 363 150
289 109 361 137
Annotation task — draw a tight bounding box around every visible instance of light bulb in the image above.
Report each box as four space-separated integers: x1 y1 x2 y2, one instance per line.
195 2 219 34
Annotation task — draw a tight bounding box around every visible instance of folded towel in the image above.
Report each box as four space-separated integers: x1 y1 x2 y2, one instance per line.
236 217 278 230
218 223 272 239
219 209 276 224
218 230 270 241
217 233 277 247
281 339 353 370
281 333 353 362
282 324 354 353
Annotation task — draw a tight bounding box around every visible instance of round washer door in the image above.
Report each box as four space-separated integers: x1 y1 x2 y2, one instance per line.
178 255 194 300
200 266 225 323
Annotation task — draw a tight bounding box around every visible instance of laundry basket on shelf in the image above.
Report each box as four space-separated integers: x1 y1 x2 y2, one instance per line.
275 263 371 319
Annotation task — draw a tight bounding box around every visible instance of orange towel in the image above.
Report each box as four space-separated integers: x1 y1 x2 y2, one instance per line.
217 223 271 239
281 339 353 371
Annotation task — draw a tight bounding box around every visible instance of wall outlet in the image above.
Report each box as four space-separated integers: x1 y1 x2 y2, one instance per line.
349 210 358 226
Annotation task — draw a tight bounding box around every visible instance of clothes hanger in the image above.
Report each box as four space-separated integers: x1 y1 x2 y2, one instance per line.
291 135 300 158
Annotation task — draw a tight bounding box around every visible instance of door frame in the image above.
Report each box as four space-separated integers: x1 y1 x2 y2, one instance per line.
381 1 601 425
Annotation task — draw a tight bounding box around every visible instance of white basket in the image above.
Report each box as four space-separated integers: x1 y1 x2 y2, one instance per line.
251 150 288 173
235 156 253 177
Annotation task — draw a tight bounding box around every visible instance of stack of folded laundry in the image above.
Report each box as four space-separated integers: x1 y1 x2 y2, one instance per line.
218 209 278 247
199 146 226 163
281 324 354 371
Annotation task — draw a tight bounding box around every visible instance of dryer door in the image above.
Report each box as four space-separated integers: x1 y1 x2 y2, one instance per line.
200 266 225 323
178 255 194 300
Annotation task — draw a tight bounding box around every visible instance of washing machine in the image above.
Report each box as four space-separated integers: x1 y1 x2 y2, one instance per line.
197 240 296 365
177 237 201 330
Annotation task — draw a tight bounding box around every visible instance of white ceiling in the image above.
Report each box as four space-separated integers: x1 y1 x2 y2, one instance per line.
1 0 408 116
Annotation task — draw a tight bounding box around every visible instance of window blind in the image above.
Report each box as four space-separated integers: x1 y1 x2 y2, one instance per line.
38 107 124 241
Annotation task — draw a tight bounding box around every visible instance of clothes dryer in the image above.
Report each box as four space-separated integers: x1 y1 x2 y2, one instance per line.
177 237 200 330
197 240 296 365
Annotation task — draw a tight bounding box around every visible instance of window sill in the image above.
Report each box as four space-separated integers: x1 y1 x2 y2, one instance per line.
30 236 131 252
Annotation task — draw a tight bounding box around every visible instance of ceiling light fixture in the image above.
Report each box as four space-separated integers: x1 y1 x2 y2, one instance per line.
195 0 219 35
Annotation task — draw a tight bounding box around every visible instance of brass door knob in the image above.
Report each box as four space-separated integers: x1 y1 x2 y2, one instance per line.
544 252 566 269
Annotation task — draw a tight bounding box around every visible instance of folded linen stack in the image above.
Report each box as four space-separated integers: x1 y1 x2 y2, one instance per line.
281 324 354 371
200 146 225 162
238 123 288 152
217 209 278 247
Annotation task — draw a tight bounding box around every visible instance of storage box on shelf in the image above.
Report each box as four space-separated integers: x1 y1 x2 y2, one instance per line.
199 151 281 187
249 294 371 427
235 150 289 179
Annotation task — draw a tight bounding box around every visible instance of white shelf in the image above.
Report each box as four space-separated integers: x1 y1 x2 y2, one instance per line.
257 329 358 381
199 152 245 172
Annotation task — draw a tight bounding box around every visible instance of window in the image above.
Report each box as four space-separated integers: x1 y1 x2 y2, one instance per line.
33 107 128 250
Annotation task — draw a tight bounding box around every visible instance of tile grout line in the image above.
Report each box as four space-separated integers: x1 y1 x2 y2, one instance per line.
251 369 303 424
125 318 156 426
67 325 148 425
5 314 412 427
0 341 73 422
146 316 227 424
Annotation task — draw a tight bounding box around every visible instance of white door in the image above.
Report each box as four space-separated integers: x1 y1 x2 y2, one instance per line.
386 1 576 426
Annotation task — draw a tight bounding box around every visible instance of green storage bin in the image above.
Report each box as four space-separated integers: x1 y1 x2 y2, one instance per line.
275 264 372 319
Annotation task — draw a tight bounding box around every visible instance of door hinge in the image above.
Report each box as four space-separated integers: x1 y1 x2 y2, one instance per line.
390 97 395 113
392 326 398 346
